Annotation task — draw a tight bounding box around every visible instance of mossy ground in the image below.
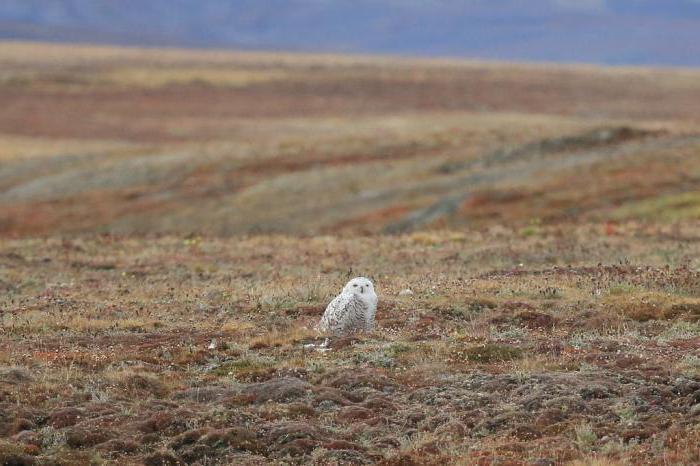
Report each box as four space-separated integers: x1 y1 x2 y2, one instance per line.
1 225 699 464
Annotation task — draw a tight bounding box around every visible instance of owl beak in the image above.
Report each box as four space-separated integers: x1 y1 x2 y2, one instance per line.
360 286 364 294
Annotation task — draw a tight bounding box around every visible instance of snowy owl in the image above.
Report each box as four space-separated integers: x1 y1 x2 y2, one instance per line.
316 277 378 336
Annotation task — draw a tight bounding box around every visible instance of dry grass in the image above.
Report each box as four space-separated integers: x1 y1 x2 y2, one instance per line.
247 326 318 350
0 41 699 465
567 458 625 466
0 227 699 464
0 42 699 236
0 134 133 160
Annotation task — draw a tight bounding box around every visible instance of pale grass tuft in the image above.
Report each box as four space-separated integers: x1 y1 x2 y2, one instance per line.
38 426 68 450
567 458 625 466
657 321 700 341
221 320 256 333
574 423 598 452
399 431 441 453
675 355 700 377
249 278 335 312
4 311 160 334
408 231 467 246
0 134 132 161
248 326 318 349
508 354 577 375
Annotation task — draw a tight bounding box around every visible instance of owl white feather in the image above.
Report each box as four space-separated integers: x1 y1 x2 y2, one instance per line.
316 277 378 336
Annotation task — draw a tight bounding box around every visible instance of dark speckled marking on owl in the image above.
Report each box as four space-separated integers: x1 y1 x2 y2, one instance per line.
316 278 377 336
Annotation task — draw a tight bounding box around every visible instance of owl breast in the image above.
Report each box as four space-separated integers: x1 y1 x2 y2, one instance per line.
318 292 373 336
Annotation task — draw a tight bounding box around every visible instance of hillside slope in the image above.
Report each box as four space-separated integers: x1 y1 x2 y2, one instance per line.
1 42 700 236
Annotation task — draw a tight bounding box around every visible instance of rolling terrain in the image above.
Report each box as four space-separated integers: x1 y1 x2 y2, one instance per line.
0 42 699 465
1 42 700 237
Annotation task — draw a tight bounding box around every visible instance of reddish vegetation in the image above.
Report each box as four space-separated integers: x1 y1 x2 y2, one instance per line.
1 229 699 464
0 43 699 465
2 65 699 143
1 44 700 237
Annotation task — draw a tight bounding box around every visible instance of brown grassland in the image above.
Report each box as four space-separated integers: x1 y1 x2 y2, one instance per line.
0 41 699 465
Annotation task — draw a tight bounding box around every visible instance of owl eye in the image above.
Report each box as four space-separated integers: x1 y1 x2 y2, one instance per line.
353 284 358 287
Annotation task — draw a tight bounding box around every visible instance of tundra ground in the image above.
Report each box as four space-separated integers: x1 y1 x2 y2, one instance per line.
1 226 700 464
0 42 699 465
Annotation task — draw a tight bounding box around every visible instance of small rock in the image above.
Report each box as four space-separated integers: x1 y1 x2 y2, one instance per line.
689 403 700 416
398 289 414 296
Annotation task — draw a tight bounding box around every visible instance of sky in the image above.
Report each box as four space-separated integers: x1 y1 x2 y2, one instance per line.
0 0 699 66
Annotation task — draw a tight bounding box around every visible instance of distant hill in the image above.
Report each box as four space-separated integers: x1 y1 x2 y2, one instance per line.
1 42 700 236
1 0 700 66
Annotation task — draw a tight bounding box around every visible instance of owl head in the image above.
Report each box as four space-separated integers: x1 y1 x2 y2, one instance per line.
343 277 375 297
